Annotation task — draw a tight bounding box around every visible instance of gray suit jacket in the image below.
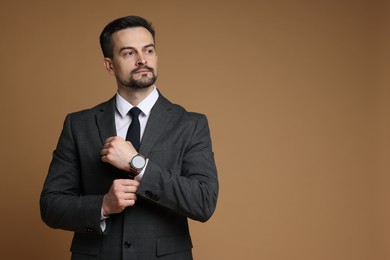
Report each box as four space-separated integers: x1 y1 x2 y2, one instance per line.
40 94 218 260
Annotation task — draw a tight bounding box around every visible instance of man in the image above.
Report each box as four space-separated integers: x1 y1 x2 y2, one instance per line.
40 15 218 260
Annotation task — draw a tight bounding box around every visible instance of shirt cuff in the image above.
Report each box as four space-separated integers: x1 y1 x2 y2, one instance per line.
100 208 109 232
134 158 149 181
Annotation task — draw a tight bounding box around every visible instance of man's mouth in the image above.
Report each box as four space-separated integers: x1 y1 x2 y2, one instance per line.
133 67 153 74
135 69 150 73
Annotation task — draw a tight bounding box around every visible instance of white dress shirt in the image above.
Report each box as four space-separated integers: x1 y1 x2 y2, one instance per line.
115 86 159 143
101 86 159 230
114 86 159 180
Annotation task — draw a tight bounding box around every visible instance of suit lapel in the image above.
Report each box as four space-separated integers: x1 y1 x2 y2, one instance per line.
140 95 173 156
94 94 173 154
95 96 117 145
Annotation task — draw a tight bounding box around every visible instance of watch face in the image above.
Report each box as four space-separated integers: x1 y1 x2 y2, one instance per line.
132 155 146 169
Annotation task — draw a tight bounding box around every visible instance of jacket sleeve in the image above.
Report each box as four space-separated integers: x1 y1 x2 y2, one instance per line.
136 114 219 222
40 114 104 235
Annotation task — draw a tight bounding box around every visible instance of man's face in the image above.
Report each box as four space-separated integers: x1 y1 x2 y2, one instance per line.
105 27 158 89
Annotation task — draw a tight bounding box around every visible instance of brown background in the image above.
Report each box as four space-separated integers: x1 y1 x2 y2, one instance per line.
0 0 389 259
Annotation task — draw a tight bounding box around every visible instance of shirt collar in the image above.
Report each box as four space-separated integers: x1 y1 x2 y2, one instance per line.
116 86 159 118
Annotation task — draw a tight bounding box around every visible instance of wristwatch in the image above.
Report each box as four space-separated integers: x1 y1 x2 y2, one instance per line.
129 154 147 175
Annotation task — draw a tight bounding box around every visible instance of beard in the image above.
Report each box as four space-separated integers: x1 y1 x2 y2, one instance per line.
118 66 157 89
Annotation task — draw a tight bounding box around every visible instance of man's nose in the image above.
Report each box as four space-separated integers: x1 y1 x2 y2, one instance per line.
136 53 147 65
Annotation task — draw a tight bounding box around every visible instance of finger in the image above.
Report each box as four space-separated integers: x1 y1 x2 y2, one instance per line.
119 179 140 187
123 199 137 207
101 154 112 163
124 193 137 201
111 181 137 195
106 136 124 143
122 185 138 194
124 200 136 207
113 179 132 185
104 136 116 143
117 197 136 207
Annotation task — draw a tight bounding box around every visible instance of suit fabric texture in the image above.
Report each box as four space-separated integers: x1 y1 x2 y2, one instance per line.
40 94 219 260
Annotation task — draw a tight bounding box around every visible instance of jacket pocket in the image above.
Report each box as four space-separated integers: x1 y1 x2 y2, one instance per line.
156 235 193 256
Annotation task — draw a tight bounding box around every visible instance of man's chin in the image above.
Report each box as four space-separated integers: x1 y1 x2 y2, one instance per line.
119 74 157 89
127 81 155 89
130 76 157 89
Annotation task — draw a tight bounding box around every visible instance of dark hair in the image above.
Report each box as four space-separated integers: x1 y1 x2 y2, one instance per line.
99 15 155 58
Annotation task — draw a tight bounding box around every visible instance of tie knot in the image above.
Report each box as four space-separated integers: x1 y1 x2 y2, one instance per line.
129 107 142 118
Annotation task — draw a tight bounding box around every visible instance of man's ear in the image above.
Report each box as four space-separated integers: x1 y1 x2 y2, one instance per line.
103 58 114 75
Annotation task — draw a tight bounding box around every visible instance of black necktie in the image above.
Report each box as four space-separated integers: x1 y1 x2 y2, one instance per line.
126 107 142 151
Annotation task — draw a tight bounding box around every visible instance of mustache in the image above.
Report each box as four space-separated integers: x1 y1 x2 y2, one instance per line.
131 66 154 74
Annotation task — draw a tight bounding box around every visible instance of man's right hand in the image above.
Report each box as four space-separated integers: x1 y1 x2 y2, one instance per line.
102 179 140 216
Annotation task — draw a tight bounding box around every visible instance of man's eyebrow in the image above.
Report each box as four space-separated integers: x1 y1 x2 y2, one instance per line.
119 46 135 53
144 44 155 49
119 44 155 53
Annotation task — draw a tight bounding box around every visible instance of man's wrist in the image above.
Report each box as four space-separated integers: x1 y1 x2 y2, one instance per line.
101 195 110 218
101 207 109 219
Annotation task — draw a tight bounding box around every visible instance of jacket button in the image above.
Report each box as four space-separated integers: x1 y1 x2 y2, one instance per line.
145 191 153 198
124 242 131 249
145 191 160 201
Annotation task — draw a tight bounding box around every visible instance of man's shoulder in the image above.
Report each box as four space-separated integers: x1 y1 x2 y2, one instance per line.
159 95 206 120
67 96 115 118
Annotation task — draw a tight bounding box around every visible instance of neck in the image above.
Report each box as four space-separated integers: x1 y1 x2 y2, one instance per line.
117 86 154 106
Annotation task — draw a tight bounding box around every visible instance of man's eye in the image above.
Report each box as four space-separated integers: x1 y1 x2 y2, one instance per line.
124 51 134 56
146 49 154 54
